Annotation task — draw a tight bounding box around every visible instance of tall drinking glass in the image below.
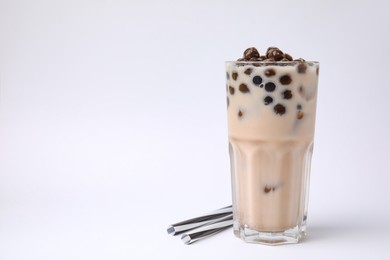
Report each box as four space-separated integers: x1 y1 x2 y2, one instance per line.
226 61 319 245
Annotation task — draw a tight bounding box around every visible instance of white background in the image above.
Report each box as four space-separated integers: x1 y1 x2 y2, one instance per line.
1 0 390 259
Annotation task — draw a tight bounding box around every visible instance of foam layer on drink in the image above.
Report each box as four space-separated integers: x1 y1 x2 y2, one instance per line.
226 48 319 235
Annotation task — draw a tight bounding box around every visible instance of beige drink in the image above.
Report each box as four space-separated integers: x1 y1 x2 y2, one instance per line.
226 47 319 245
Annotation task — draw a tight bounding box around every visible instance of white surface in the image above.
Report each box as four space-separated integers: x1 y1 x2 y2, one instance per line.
0 0 390 259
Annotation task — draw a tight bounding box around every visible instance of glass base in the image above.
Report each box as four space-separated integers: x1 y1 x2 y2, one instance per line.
234 220 307 245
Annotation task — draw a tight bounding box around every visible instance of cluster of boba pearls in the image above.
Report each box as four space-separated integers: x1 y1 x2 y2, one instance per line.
238 46 296 62
227 47 317 120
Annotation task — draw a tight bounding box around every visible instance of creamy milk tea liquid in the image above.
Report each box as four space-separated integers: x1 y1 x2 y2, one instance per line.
226 47 319 245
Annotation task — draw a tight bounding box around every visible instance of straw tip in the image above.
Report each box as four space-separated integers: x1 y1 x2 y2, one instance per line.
167 226 175 235
181 235 191 245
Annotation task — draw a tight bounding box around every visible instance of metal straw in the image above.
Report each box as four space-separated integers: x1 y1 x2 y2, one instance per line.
167 205 232 235
181 215 233 245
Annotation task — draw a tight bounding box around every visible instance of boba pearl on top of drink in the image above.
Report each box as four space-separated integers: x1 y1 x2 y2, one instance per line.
226 47 319 244
226 47 318 141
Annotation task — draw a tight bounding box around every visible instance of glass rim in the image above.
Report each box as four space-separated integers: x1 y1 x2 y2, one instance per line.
225 61 319 65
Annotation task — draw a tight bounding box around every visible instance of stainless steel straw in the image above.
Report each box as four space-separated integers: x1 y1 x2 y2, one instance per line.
167 205 232 235
181 215 233 245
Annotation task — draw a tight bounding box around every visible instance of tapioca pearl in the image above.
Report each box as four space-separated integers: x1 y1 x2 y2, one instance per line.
297 104 302 110
229 86 235 95
297 63 307 74
266 47 278 57
284 53 293 61
264 69 276 77
252 75 263 86
238 110 244 118
239 83 250 93
316 67 319 75
298 86 305 97
282 90 293 99
263 185 276 194
264 96 273 105
265 82 276 92
264 186 271 193
297 111 304 119
243 47 260 60
273 52 284 61
279 75 292 85
244 68 253 75
266 47 284 61
274 104 286 115
232 72 238 80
